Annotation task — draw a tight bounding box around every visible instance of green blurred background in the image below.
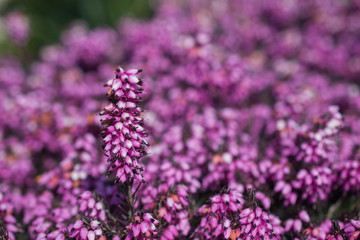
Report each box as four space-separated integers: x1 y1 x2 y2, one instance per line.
0 0 155 58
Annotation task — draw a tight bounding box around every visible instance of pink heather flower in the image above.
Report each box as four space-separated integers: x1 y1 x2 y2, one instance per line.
291 166 333 203
319 220 346 240
276 105 344 165
63 24 116 68
259 161 298 206
47 229 66 240
69 219 104 240
344 220 360 240
304 219 335 240
158 185 189 222
285 218 304 233
37 134 102 194
255 192 271 210
159 157 201 193
194 189 244 239
137 183 191 239
325 235 345 240
100 67 148 183
269 213 285 237
78 191 106 222
337 160 360 193
161 211 191 240
298 106 343 163
3 11 30 45
155 185 191 239
125 213 158 240
0 192 19 240
299 210 310 223
274 180 297 206
239 207 283 239
284 210 310 233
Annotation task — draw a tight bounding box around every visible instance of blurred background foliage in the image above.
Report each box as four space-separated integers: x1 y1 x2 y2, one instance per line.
0 0 155 58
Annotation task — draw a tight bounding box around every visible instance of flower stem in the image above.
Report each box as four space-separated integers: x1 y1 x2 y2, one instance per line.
127 180 135 220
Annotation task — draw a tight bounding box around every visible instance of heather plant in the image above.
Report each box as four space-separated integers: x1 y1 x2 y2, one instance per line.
1 0 360 239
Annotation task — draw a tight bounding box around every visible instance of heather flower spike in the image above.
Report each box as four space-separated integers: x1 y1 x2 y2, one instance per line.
238 189 283 239
100 67 148 183
69 218 105 240
124 213 158 240
194 188 244 239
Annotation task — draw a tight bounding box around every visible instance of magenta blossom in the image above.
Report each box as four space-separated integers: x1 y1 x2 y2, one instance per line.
3 11 30 45
194 189 244 239
100 67 148 183
124 213 158 240
69 219 104 240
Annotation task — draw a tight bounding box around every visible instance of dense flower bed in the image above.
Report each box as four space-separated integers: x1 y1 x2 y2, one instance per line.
1 0 360 239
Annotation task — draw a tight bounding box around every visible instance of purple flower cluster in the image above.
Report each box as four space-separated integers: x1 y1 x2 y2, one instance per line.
68 218 104 240
194 189 244 239
194 189 284 239
3 11 30 45
344 220 360 239
123 213 158 240
0 192 19 239
100 67 147 183
1 0 360 239
238 207 283 239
